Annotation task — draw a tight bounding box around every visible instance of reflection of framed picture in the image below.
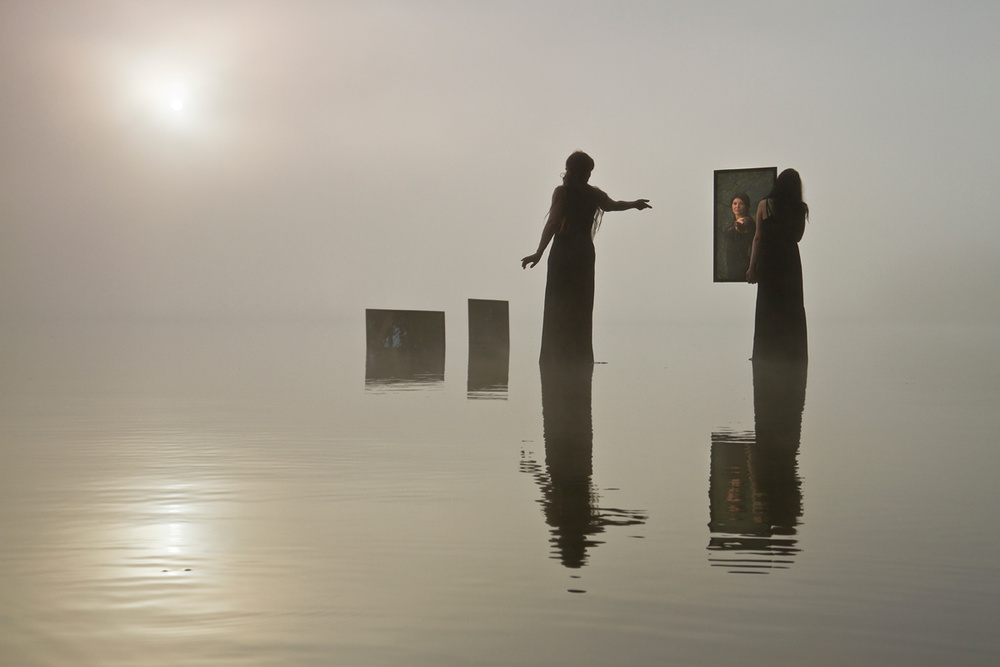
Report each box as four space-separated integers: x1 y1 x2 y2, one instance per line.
714 167 776 283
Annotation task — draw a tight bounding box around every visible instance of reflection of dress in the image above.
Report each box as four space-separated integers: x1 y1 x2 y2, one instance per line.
750 358 807 532
540 185 604 364
753 203 807 362
539 362 596 568
707 359 807 572
526 362 646 570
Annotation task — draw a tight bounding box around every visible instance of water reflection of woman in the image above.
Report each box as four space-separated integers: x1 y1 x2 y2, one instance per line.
749 358 807 531
708 358 807 572
723 192 755 280
538 362 598 569
521 151 650 364
523 363 647 570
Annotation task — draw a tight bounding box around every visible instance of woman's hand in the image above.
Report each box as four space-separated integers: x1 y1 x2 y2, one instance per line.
522 252 542 269
746 267 758 284
633 199 651 210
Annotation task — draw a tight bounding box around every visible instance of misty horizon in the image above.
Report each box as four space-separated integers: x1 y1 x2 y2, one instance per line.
2 2 998 329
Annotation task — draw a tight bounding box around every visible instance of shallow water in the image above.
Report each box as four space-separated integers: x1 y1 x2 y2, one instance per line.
1 318 999 666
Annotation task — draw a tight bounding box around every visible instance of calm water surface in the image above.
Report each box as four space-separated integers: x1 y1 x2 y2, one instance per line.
2 318 998 666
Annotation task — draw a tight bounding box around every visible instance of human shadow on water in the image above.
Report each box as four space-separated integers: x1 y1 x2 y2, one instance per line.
520 362 647 572
708 359 807 573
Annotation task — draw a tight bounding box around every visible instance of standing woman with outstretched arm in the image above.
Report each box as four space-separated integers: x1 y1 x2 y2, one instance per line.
521 151 650 365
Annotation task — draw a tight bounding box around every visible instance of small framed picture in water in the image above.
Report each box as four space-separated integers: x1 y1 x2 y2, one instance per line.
713 167 776 283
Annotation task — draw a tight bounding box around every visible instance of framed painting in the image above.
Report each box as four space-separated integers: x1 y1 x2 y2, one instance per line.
365 308 446 387
713 167 776 282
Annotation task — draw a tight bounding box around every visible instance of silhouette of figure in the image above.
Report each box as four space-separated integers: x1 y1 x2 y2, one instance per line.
723 192 755 280
708 358 807 573
521 362 646 569
746 169 808 363
522 152 650 364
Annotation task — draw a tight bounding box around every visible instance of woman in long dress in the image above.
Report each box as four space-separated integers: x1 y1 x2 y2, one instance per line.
521 151 650 364
746 168 808 363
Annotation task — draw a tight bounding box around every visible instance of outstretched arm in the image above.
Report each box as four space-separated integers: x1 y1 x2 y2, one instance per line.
602 198 651 212
521 186 565 269
596 188 651 212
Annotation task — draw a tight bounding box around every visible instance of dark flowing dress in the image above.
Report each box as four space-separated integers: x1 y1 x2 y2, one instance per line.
539 185 604 365
752 202 808 363
723 218 755 280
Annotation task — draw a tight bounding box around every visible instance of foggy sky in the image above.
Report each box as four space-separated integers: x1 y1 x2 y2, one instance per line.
2 0 998 326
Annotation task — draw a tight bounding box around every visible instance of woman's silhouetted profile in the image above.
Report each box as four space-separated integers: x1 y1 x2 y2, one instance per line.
746 168 808 362
522 151 650 364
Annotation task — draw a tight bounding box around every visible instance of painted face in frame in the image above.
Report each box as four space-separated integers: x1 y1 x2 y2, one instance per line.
732 198 747 217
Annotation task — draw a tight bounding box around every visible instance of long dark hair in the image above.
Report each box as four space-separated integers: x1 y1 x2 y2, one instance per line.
562 151 594 189
766 168 809 221
555 151 604 237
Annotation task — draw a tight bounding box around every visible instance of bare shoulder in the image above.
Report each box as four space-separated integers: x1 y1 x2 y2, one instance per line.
756 198 772 222
590 185 612 206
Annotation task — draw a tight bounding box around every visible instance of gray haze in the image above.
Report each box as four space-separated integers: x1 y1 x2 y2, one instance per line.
2 1 999 326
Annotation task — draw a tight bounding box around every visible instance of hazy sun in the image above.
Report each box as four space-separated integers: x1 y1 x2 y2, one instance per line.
162 83 187 113
116 53 218 134
122 67 197 126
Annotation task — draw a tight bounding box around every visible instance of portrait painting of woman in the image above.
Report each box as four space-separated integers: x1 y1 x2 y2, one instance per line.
713 167 775 283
